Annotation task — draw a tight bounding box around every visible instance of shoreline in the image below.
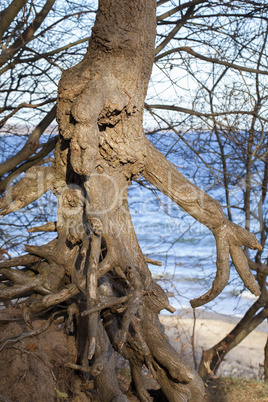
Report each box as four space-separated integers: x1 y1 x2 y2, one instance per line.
160 308 267 380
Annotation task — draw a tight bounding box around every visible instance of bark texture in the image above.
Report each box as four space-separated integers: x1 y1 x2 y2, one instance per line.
0 1 262 400
53 1 204 399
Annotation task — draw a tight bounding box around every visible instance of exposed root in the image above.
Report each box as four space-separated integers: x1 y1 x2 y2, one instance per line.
94 320 128 402
0 268 53 297
0 314 55 352
117 290 142 350
190 228 230 308
0 254 41 268
27 221 57 233
144 139 261 307
86 217 103 360
129 362 152 402
0 166 53 216
81 292 134 317
142 307 194 383
0 278 48 301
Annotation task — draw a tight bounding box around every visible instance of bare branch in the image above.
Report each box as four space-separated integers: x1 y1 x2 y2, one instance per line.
0 165 54 216
144 256 162 266
0 37 90 76
0 98 56 128
155 46 268 75
0 0 27 41
0 0 56 68
157 0 207 21
247 257 268 275
155 5 196 56
145 103 267 121
0 136 57 193
143 138 261 307
0 105 56 177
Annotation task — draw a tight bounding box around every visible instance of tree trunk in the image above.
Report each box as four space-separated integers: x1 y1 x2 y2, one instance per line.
198 297 268 377
264 335 268 381
1 2 264 400
52 0 204 400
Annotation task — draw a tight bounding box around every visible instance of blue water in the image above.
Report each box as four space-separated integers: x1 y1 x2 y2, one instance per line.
0 134 264 319
129 180 261 318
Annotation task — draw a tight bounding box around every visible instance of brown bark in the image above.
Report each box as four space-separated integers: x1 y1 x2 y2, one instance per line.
0 1 264 401
265 335 268 381
198 297 268 377
143 138 261 307
53 0 204 399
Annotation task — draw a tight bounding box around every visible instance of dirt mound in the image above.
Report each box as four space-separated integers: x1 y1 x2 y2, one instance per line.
0 319 87 402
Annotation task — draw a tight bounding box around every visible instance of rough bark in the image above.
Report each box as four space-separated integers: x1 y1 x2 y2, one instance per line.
0 1 263 401
143 138 261 307
198 297 268 377
265 335 268 381
2 0 203 399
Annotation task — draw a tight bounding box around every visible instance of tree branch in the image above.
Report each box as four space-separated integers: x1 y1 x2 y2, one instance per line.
0 98 56 128
157 0 207 22
143 138 261 307
155 46 268 75
0 166 54 216
0 0 56 68
155 6 196 56
0 136 57 193
145 103 267 121
0 105 56 177
0 0 27 41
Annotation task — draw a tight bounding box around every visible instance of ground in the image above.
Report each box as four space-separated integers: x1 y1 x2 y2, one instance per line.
116 365 268 401
0 315 267 401
203 377 268 402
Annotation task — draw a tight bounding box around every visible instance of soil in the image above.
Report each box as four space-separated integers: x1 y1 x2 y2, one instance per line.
203 377 268 402
115 356 268 402
0 319 88 402
0 320 267 401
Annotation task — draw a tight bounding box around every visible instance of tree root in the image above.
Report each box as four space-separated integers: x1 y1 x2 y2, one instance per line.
94 320 128 402
143 138 261 307
198 297 268 377
0 277 49 301
0 166 53 216
129 362 152 402
86 217 103 360
27 221 57 233
0 254 41 268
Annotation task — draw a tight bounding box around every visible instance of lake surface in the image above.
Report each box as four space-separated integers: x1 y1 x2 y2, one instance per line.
129 181 261 319
0 134 263 320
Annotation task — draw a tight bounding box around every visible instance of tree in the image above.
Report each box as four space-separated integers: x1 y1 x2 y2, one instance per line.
149 0 268 378
0 1 266 400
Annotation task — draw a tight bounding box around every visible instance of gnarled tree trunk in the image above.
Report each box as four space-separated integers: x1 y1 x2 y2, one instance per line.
0 1 263 401
54 1 203 399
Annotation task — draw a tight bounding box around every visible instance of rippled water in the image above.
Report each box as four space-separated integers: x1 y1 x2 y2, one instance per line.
0 134 262 319
129 181 260 318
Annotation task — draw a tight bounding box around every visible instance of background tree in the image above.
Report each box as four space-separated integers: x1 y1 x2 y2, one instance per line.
148 0 268 378
0 1 267 400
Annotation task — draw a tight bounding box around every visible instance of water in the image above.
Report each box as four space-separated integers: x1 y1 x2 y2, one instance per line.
129 181 261 318
0 134 264 320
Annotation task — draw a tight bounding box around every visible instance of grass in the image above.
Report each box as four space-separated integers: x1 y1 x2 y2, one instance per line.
204 377 268 401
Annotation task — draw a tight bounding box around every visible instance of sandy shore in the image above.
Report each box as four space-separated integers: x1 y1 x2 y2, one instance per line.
160 309 267 380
